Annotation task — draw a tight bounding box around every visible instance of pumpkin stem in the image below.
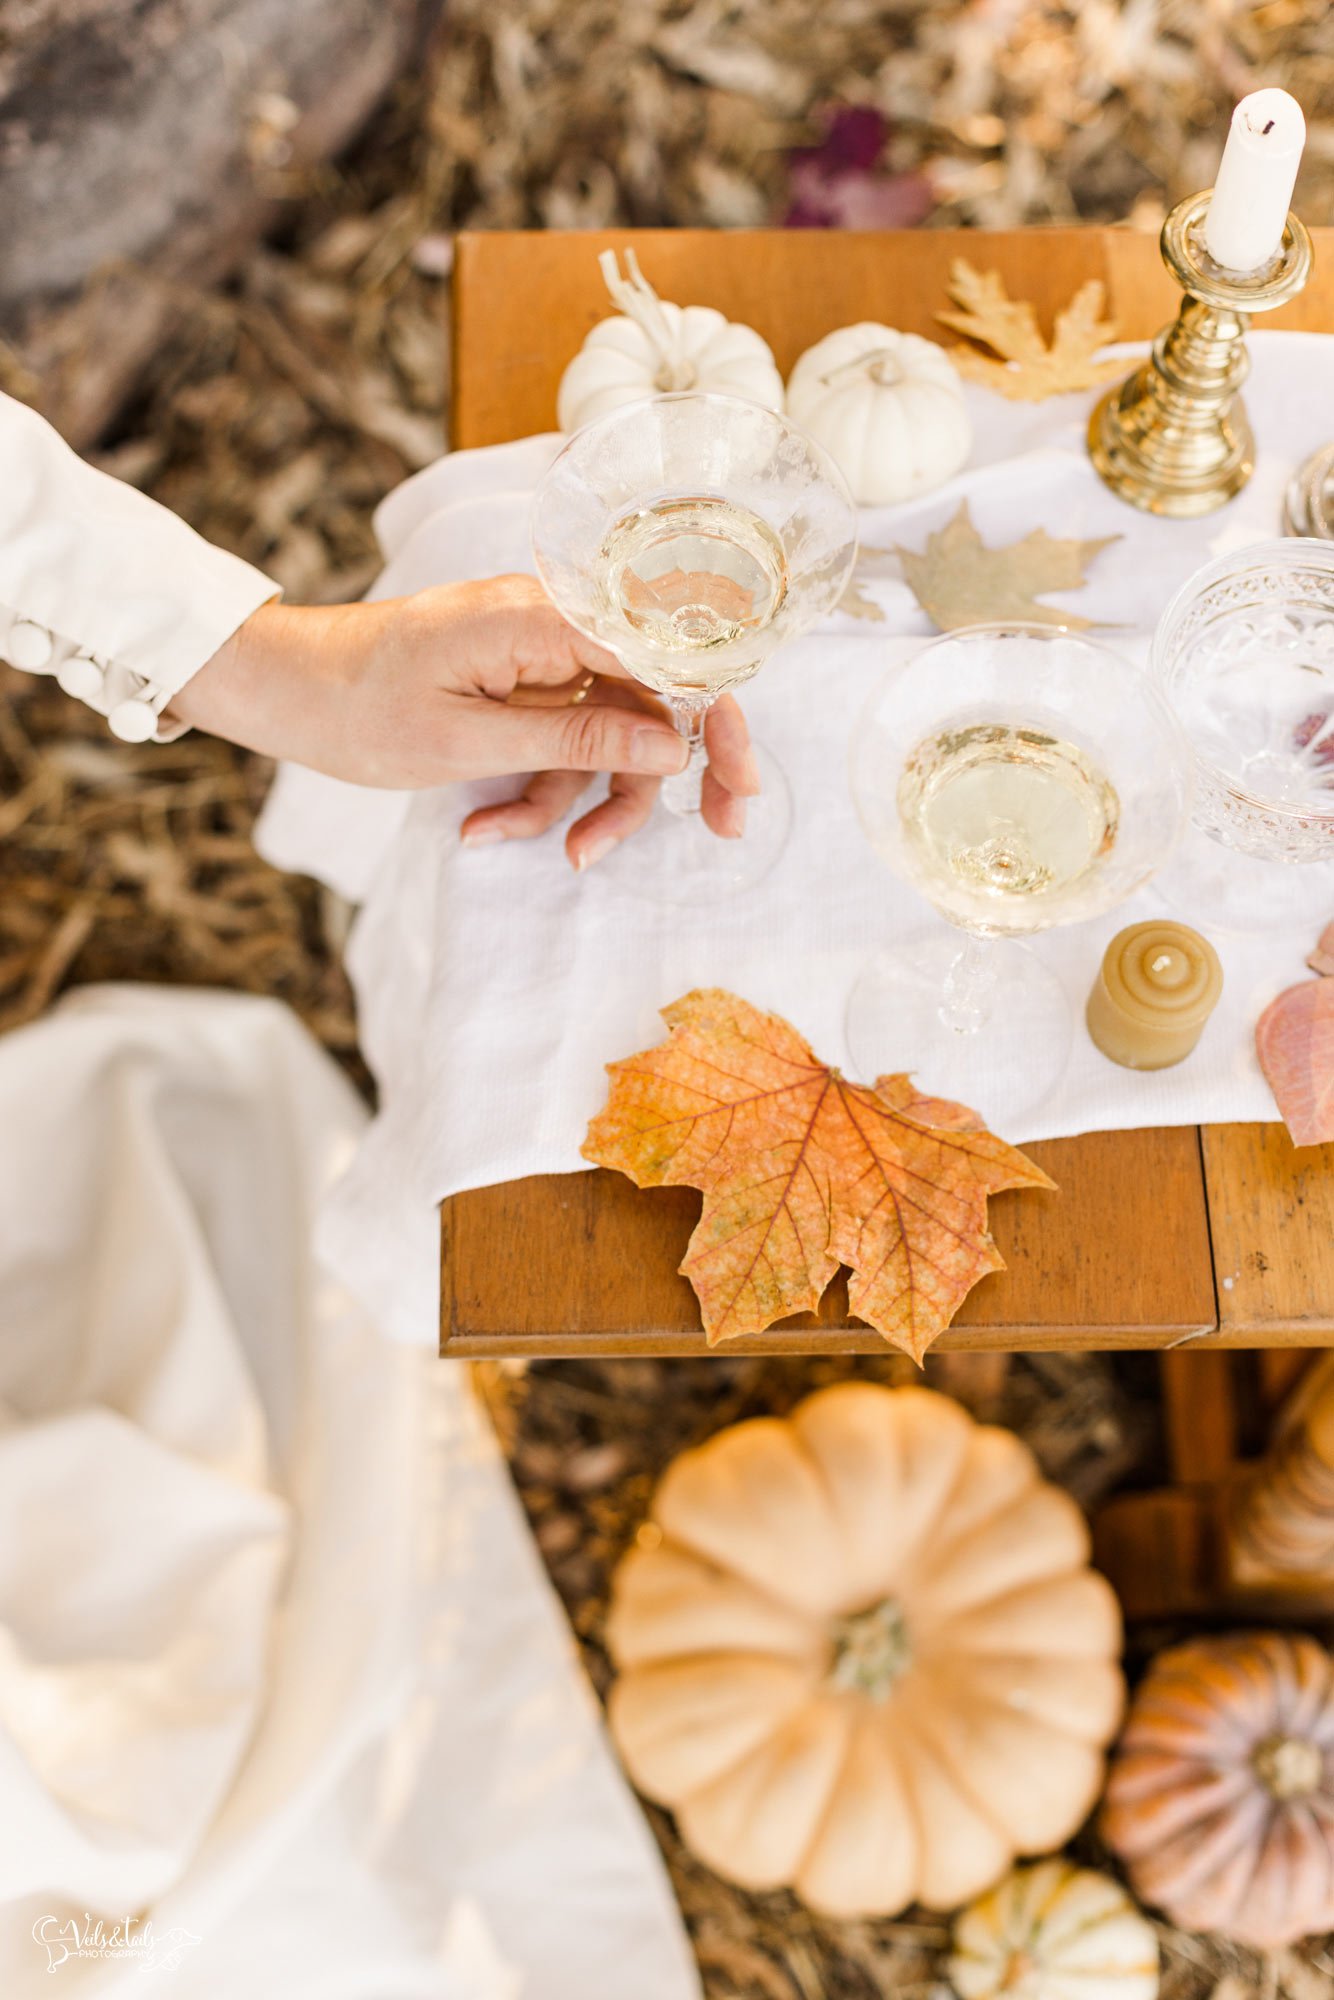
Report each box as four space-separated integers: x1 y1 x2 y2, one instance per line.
1253 1733 1324 1800
598 248 697 391
817 346 905 390
827 1598 911 1701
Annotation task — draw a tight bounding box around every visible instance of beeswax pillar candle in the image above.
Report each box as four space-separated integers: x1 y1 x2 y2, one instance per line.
1086 922 1223 1071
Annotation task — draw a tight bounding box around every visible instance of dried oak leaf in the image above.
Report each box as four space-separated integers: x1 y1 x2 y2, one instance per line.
838 574 886 621
837 544 900 622
937 259 1126 401
1257 931 1334 1145
897 501 1118 632
582 988 1054 1360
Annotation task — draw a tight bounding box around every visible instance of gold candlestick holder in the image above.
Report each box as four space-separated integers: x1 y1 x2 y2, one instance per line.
1088 189 1313 517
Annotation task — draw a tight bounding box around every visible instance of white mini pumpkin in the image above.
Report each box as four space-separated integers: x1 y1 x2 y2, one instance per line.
606 1383 1124 1918
556 250 784 432
785 323 972 505
950 1860 1160 2000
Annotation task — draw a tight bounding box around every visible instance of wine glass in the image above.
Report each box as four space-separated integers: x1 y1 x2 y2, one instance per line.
1149 540 1334 934
531 392 858 901
847 624 1194 1128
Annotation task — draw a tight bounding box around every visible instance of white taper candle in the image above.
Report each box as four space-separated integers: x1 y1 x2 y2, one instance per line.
1204 88 1306 273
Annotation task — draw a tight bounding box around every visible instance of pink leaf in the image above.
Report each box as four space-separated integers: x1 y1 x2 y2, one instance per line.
784 104 935 231
813 105 887 175
786 160 935 231
1309 920 1334 978
1256 977 1334 1146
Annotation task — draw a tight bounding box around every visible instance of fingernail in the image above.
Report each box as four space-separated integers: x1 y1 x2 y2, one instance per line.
575 834 617 872
461 826 504 848
630 730 689 776
723 799 747 840
738 748 762 795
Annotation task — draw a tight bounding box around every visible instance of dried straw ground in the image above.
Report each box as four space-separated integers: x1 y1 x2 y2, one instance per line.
4 3 1334 1994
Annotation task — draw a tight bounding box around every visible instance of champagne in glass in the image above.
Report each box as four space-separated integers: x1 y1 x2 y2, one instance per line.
532 392 857 902
598 495 788 696
848 624 1192 1127
896 721 1121 931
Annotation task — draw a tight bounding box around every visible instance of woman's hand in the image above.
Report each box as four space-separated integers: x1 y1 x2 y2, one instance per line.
169 575 759 869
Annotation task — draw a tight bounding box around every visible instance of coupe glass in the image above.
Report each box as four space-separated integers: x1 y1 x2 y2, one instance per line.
1149 540 1334 933
847 624 1194 1127
531 391 858 900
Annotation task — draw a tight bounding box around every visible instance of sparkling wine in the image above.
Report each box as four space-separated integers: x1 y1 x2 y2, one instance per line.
897 721 1121 929
597 494 787 695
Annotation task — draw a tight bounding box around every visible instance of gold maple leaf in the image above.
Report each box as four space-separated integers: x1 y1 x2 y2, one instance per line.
897 502 1118 631
837 545 900 622
583 988 1053 1362
937 259 1126 401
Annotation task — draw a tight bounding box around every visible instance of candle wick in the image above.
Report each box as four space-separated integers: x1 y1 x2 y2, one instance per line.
1151 953 1173 973
1262 118 1275 135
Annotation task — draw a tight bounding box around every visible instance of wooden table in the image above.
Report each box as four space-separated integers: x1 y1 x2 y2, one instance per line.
442 226 1334 1361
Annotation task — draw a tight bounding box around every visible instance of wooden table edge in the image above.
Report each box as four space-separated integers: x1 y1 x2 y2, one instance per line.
441 1324 1226 1359
438 1106 1334 1354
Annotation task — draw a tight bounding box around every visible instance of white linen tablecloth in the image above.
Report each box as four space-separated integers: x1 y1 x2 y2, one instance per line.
256 332 1334 1345
0 988 697 1999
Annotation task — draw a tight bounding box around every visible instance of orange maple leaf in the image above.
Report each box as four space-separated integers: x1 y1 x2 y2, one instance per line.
582 989 1055 1361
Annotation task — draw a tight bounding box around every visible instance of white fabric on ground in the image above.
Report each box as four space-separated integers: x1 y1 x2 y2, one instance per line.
0 986 698 1999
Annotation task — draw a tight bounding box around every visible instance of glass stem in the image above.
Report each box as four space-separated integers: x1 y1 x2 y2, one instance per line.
939 932 998 1036
661 697 710 818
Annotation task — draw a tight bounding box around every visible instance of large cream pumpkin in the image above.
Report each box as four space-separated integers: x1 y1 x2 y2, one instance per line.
606 1383 1124 1917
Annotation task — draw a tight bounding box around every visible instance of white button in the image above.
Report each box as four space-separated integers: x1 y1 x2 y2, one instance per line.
107 696 160 742
6 620 54 671
57 654 106 701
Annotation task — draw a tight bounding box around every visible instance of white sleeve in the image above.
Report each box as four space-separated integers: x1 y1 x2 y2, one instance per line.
0 391 280 742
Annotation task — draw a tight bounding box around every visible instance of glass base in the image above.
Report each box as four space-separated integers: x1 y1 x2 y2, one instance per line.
845 931 1073 1133
592 742 791 904
1152 825 1334 938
